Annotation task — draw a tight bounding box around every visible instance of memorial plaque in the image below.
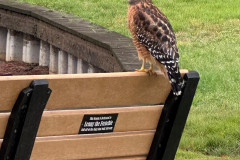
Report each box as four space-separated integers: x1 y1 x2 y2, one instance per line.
79 114 118 134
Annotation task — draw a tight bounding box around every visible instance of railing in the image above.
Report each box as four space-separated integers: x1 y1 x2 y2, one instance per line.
0 27 100 74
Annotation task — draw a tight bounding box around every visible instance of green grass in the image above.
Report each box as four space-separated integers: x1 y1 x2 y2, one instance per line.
17 0 240 159
177 150 239 160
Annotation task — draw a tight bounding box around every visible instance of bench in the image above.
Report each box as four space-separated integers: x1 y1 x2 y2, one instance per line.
0 70 199 160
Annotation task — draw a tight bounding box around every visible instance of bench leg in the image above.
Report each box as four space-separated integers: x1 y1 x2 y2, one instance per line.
0 80 52 160
147 71 200 160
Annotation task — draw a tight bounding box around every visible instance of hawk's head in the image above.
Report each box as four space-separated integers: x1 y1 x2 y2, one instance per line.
128 0 139 5
128 0 152 5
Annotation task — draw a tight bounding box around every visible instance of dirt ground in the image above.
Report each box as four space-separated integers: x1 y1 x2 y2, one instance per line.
0 60 49 76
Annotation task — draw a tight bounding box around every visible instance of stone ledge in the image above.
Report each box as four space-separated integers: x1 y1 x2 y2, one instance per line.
0 0 140 72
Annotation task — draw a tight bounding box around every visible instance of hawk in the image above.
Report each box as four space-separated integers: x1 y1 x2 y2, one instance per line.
128 0 183 96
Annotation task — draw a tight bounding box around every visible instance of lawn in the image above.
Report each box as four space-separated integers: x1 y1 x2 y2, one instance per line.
17 0 240 159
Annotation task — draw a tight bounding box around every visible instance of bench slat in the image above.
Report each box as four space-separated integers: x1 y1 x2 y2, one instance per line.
99 156 146 160
30 131 154 160
0 105 163 138
0 72 171 111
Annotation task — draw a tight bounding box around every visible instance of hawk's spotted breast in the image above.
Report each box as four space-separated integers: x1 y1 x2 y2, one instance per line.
128 0 183 96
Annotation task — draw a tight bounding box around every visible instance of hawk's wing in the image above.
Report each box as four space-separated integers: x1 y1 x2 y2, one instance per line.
133 1 179 62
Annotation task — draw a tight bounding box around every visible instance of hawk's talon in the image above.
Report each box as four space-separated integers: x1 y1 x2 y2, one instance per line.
145 64 156 76
146 69 157 76
135 58 147 72
135 68 148 72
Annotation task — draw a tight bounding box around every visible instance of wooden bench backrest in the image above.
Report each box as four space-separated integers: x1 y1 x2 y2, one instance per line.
0 72 171 111
0 70 199 160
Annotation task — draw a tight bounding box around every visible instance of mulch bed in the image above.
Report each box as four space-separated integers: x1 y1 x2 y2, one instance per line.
0 60 49 76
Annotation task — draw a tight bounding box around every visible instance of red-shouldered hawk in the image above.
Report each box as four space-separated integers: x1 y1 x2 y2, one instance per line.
128 0 183 96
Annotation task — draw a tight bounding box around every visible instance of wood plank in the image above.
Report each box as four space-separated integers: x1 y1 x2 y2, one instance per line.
0 113 8 140
96 156 146 160
0 72 172 111
30 131 155 160
0 105 163 138
0 139 147 160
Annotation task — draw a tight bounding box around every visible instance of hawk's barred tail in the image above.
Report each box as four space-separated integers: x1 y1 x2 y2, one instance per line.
164 63 184 96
